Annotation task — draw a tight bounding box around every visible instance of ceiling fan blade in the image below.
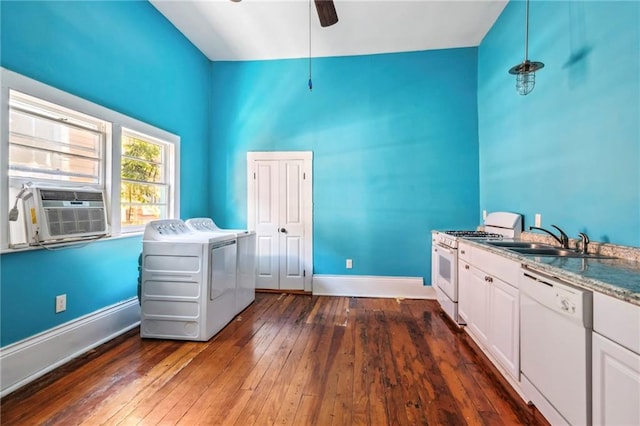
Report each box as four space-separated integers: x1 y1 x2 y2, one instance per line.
314 0 338 27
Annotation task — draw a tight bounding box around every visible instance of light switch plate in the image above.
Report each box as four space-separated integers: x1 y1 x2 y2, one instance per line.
535 214 542 228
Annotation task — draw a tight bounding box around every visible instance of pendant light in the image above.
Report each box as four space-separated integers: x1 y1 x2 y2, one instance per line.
508 0 544 95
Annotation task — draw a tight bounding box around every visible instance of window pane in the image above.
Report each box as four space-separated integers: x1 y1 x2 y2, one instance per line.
10 109 101 159
120 131 169 229
121 158 164 183
9 144 101 183
121 204 166 227
120 181 167 205
122 135 162 163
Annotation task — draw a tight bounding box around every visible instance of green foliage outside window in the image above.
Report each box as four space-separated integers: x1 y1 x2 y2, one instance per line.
121 136 163 225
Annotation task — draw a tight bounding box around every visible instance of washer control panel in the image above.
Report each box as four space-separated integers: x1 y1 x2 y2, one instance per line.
143 219 191 240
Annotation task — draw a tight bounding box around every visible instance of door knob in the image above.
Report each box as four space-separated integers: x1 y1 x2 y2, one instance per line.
279 228 287 233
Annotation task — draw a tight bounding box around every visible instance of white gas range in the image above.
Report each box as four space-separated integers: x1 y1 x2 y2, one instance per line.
431 212 523 324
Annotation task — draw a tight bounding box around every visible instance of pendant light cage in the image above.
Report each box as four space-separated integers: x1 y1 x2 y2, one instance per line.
509 60 544 95
508 0 544 95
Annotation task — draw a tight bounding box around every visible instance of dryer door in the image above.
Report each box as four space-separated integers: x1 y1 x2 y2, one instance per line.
209 239 237 302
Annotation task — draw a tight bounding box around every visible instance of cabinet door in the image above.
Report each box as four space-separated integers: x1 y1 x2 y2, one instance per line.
431 240 438 287
489 277 519 379
593 332 640 426
466 265 490 349
458 260 471 324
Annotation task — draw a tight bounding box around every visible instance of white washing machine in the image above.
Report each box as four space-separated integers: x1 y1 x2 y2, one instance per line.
186 218 256 313
141 219 237 341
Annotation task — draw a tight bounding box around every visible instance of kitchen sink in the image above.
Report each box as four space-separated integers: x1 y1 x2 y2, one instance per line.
507 247 616 259
487 241 553 249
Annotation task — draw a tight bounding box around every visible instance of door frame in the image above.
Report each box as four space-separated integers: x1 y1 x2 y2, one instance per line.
247 151 313 292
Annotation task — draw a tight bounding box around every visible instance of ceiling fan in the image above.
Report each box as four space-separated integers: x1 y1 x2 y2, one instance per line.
230 0 338 28
313 0 339 27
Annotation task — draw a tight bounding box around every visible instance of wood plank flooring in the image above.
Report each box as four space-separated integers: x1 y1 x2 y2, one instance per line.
1 293 548 425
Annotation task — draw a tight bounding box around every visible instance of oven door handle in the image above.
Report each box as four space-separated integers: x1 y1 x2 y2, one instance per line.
436 243 454 255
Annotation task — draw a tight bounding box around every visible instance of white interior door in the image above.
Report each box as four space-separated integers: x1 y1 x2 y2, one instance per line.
254 160 280 290
248 152 313 292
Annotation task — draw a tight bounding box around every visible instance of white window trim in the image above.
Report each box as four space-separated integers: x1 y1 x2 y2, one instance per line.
0 67 180 250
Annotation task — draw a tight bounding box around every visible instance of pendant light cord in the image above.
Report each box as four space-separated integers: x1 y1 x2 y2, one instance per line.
308 0 313 91
524 0 530 61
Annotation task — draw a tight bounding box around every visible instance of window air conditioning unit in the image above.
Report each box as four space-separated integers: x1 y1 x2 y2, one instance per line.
23 187 109 245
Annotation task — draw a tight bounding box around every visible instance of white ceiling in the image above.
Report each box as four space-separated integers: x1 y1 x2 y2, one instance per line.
150 0 508 61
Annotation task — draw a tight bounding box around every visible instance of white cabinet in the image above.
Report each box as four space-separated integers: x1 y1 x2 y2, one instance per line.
457 242 473 325
431 234 438 287
593 292 640 425
459 260 490 348
457 243 520 380
489 276 519 379
592 333 640 425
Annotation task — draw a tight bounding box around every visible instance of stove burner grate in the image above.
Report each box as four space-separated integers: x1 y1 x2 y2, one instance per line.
443 230 504 238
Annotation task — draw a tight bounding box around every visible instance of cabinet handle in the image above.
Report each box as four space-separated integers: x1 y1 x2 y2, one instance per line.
484 276 493 283
465 265 469 270
279 228 287 233
461 250 466 254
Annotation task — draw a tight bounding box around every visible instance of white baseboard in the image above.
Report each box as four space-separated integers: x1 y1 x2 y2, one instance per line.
0 298 140 397
312 275 435 299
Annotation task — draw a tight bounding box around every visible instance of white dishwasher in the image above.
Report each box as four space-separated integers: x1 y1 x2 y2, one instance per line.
519 265 593 426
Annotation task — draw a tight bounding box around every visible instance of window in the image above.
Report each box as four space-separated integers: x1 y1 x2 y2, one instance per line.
120 129 174 230
9 91 107 186
1 68 180 250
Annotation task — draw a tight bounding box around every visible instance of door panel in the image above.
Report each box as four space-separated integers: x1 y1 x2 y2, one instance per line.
279 160 304 290
285 161 302 223
255 161 279 289
280 235 303 289
256 235 277 287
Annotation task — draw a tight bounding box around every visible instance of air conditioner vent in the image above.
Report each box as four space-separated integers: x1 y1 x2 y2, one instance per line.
40 190 76 201
39 190 105 202
45 207 107 236
75 191 104 201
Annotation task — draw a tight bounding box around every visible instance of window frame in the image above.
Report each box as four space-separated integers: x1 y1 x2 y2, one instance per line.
0 68 180 250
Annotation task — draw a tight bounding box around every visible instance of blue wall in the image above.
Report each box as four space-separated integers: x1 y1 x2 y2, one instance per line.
209 49 480 279
0 1 211 346
478 0 640 245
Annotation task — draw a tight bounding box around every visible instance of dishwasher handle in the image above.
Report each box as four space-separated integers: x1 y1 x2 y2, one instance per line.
523 272 553 287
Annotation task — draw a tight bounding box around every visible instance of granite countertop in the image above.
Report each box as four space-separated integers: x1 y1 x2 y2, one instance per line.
462 239 640 307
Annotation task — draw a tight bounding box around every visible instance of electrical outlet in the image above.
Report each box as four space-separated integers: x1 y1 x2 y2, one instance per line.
346 259 353 269
534 213 542 228
482 210 487 220
55 294 66 313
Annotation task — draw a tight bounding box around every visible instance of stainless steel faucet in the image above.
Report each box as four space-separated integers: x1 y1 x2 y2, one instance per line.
578 232 590 254
529 225 570 249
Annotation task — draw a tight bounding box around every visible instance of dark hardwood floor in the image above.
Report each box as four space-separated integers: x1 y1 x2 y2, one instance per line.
1 293 548 425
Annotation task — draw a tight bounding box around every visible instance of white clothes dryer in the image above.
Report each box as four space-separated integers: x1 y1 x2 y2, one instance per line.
141 219 237 341
185 218 256 313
